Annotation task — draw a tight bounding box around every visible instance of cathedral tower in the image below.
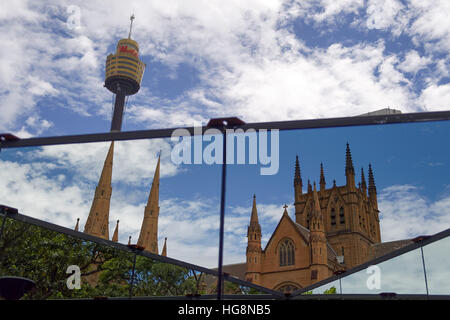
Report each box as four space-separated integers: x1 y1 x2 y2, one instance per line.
310 183 328 281
84 142 114 239
246 195 262 284
137 154 161 253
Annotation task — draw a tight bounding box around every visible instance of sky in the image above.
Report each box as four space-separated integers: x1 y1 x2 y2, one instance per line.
0 0 449 269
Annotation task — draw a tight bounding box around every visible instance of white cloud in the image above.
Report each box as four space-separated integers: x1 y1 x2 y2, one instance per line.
408 0 450 52
419 83 450 111
3 0 448 136
365 0 409 36
397 50 431 74
31 139 178 185
379 184 450 241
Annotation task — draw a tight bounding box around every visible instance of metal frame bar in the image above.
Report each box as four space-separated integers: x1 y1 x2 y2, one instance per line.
0 206 285 299
290 227 450 297
1 110 450 149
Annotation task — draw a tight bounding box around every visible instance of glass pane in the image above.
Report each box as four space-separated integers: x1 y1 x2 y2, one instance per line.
225 120 450 295
0 137 222 271
0 217 134 299
423 235 450 295
340 248 426 294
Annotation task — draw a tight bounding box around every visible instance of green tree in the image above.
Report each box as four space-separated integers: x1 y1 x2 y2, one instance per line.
0 217 201 299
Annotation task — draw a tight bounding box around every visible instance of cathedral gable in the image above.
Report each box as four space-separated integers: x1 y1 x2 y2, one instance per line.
264 214 309 253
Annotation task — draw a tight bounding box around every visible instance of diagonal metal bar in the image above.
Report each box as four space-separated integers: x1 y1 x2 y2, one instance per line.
1 110 450 149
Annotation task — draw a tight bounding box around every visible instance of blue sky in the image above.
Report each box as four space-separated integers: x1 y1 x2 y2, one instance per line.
0 0 449 268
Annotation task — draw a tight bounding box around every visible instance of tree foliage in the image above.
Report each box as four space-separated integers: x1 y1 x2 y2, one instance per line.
0 217 201 299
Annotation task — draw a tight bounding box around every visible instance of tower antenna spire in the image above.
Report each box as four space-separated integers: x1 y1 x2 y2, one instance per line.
128 14 135 39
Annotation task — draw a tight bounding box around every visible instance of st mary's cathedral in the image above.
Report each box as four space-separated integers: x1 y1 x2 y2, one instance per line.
245 143 382 292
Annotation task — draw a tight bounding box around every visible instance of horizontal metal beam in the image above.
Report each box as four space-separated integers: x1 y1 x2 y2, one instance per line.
1 110 450 149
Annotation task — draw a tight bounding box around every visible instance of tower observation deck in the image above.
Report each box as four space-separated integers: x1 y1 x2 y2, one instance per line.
104 14 146 131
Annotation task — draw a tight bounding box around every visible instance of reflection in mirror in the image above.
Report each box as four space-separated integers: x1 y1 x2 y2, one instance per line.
423 235 450 295
0 137 222 272
225 120 450 293
341 247 426 294
0 216 134 299
131 255 214 297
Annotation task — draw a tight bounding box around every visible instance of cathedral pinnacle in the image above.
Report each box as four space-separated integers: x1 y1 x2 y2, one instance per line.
368 163 376 194
162 237 167 257
250 194 259 225
112 220 119 242
137 153 161 253
361 167 367 194
345 142 355 175
294 155 302 186
320 163 326 191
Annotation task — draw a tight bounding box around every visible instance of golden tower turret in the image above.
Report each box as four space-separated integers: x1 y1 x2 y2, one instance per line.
104 14 146 131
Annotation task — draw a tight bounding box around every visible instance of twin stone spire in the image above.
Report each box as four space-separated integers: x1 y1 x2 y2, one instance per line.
79 142 166 256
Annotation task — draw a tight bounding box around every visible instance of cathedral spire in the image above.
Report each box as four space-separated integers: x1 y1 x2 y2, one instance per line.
361 167 367 195
294 155 303 202
147 153 160 207
137 153 161 253
83 141 114 239
74 218 80 231
112 220 119 242
161 237 167 257
294 155 302 186
250 194 259 225
345 142 355 188
247 194 261 235
246 194 262 283
368 164 376 195
307 179 312 193
320 163 326 191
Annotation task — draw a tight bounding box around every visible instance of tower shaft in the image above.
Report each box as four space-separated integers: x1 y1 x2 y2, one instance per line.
110 92 126 132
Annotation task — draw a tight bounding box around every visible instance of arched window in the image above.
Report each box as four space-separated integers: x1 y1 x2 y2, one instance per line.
279 239 295 266
331 208 336 226
339 207 345 224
